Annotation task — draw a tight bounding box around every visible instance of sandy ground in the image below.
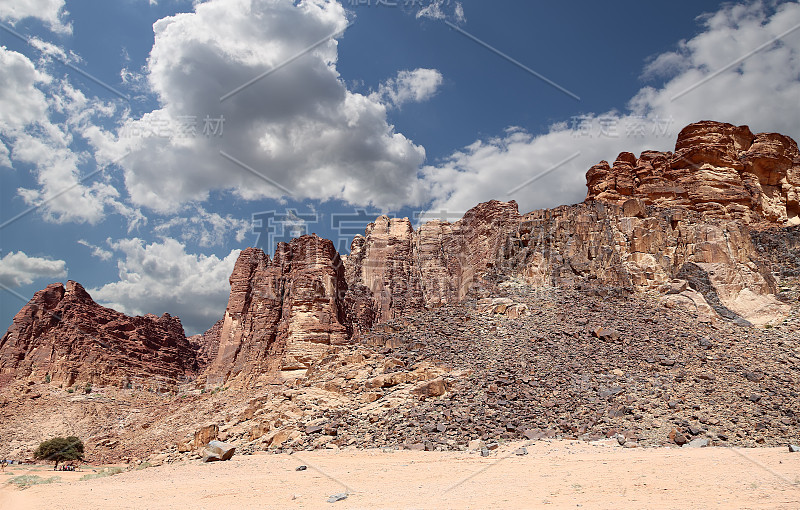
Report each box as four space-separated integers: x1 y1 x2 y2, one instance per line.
1 440 799 509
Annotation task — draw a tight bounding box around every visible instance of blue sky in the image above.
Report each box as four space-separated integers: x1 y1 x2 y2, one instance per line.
1 0 799 335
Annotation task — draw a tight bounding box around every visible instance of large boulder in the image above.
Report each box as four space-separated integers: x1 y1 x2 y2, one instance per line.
201 440 236 462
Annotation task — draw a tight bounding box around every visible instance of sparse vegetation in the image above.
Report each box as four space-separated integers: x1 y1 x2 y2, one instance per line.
79 466 125 481
8 474 60 489
134 462 153 471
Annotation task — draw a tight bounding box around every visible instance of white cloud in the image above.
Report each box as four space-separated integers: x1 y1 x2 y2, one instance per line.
0 46 137 226
0 0 71 34
422 1 800 215
99 0 431 213
0 251 67 288
416 0 466 24
77 239 113 261
371 68 443 108
0 48 50 132
90 238 240 335
153 204 249 247
0 140 10 167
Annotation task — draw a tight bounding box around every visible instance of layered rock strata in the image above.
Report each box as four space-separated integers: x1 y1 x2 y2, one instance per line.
500 200 788 325
586 121 800 225
0 281 197 390
201 235 350 387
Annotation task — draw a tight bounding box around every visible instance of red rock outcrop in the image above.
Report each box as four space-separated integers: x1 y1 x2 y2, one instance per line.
201 200 521 385
345 200 521 331
0 281 198 390
500 201 788 325
586 121 800 224
7 121 794 391
201 235 349 388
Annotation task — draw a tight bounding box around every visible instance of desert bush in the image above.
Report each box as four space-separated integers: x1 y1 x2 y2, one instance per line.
79 466 124 481
134 462 152 471
8 475 60 489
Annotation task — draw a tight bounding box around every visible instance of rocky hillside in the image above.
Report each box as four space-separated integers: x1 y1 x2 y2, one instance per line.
0 281 199 391
197 121 797 386
0 120 799 462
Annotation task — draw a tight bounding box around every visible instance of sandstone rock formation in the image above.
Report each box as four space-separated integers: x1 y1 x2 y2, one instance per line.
187 319 223 370
2 120 797 392
500 200 788 325
200 200 521 386
201 235 350 388
345 200 521 329
586 121 800 225
0 281 198 390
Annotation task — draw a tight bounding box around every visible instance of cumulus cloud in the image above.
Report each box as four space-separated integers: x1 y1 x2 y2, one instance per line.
0 0 71 34
90 238 240 335
99 0 431 213
0 48 50 132
0 46 138 225
371 68 443 108
421 1 800 215
0 251 67 288
0 140 10 167
153 205 249 247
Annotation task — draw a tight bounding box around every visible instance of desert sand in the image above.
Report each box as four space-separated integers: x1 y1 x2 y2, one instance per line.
1 440 798 509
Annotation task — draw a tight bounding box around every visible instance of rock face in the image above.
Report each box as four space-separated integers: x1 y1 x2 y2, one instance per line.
201 123 800 383
345 200 521 330
202 201 521 386
500 201 788 325
3 120 797 391
0 281 197 390
187 319 223 370
586 121 800 225
201 235 350 388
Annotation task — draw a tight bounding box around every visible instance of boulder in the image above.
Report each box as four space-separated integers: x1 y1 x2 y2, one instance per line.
201 440 236 462
411 377 447 397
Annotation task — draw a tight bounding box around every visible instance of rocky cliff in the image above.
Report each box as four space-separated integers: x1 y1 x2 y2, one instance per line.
198 121 796 386
500 200 788 325
345 200 521 330
586 121 800 224
2 121 797 391
0 281 198 390
200 236 350 388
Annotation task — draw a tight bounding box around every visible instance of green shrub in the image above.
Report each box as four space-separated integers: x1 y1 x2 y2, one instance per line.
67 388 74 393
79 467 124 481
8 475 60 489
